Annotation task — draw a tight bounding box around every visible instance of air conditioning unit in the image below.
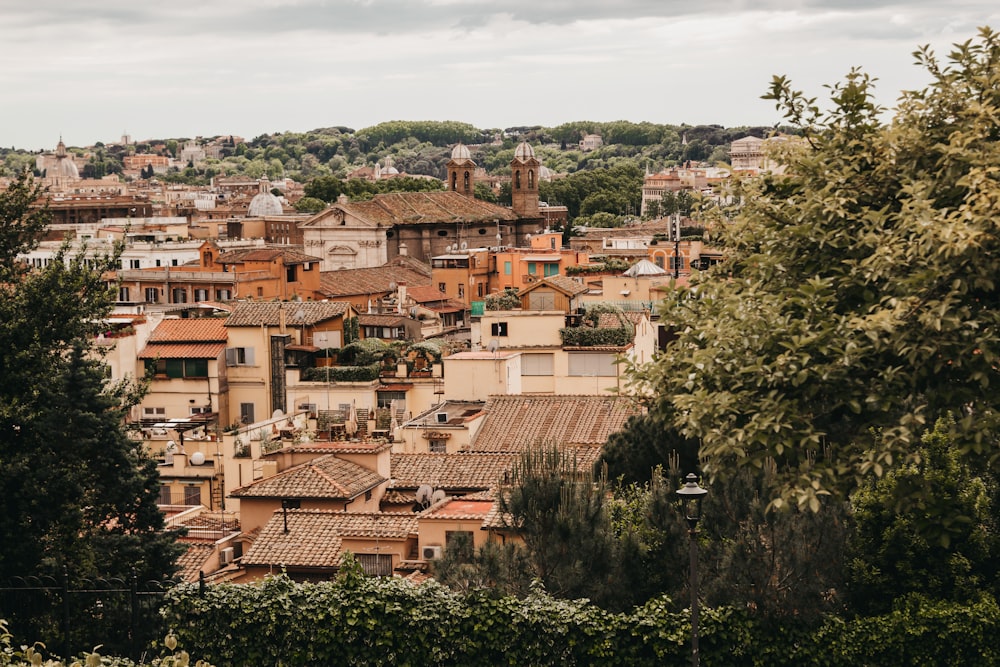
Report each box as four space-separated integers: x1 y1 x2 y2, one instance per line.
220 547 235 565
422 545 443 560
435 412 448 424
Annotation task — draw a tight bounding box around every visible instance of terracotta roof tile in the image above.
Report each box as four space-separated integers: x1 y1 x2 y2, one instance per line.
175 542 215 582
318 264 431 299
420 498 494 522
538 275 590 296
230 454 384 499
137 342 226 359
467 395 640 452
389 453 517 490
242 509 420 568
224 301 351 327
217 248 322 265
340 191 519 227
406 284 448 303
148 318 228 342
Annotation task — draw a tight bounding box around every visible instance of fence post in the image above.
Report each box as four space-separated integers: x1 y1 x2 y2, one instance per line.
130 568 139 661
60 567 70 660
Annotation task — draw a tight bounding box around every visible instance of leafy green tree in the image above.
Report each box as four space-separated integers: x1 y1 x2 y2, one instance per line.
293 196 327 213
0 173 182 584
623 27 1000 509
304 175 343 202
847 416 1000 615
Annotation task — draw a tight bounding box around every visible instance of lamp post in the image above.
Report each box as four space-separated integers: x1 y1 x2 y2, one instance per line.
677 473 708 667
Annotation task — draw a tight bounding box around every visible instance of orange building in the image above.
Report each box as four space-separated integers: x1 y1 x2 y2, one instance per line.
113 241 323 305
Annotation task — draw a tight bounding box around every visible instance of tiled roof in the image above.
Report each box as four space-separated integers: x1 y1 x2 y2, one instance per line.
217 248 321 265
389 453 517 490
467 395 640 452
342 191 519 226
317 264 431 298
420 498 494 522
175 542 215 582
281 441 393 456
137 342 226 359
148 318 228 342
406 285 447 303
224 301 350 327
357 314 411 326
538 275 590 296
230 454 384 499
241 510 418 569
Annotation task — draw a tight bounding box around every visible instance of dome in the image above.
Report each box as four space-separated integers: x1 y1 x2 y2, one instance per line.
51 156 79 180
248 191 284 216
451 143 472 160
513 141 536 160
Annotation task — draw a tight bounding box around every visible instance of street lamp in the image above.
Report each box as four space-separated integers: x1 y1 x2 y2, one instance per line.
677 473 708 667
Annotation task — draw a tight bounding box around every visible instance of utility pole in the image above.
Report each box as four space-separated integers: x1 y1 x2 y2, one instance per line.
673 213 681 280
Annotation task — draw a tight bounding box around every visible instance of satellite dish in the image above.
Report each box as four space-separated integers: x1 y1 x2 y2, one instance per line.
272 409 284 419
431 489 447 505
487 339 499 353
416 484 433 507
190 451 206 465
459 241 468 250
165 440 177 451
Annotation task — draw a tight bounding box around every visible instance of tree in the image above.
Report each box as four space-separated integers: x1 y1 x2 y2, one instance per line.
0 173 182 584
847 415 1000 615
623 27 1000 509
293 196 327 213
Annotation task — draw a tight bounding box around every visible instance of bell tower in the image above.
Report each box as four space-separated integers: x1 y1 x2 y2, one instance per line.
446 143 476 198
510 141 540 217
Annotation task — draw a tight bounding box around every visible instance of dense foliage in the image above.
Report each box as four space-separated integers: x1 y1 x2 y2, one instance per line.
624 27 1000 511
0 174 183 636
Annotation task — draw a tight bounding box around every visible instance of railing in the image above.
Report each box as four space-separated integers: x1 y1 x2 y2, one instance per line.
0 571 179 661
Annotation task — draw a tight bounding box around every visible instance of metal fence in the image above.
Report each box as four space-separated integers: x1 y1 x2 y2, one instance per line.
0 571 179 661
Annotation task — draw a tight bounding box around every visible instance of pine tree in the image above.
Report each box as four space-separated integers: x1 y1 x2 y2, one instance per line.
0 172 182 583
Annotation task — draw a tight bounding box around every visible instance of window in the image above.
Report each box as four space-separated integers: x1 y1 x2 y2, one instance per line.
568 352 618 377
438 282 446 293
477 283 484 297
527 263 536 275
190 406 212 415
118 286 130 302
171 288 187 303
217 289 231 300
145 358 207 378
670 255 686 271
377 391 406 408
155 260 161 267
504 261 512 275
654 255 665 269
194 289 208 301
183 486 201 506
356 553 393 577
226 347 255 366
145 287 159 303
257 287 264 297
171 259 179 267
458 284 465 299
240 402 255 424
491 321 508 337
158 485 172 505
521 353 554 376
142 406 166 419
286 265 297 283
445 530 475 558
429 439 447 453
130 259 141 269
544 263 559 277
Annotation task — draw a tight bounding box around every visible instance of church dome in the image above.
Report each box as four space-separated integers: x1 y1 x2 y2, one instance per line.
51 156 79 180
248 191 284 216
513 141 535 160
451 143 472 160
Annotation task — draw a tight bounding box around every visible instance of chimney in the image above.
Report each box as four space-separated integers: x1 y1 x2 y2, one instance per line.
398 242 408 257
397 281 407 315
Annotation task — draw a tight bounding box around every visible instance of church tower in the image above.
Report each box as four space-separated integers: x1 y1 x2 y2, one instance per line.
446 143 476 198
510 141 540 217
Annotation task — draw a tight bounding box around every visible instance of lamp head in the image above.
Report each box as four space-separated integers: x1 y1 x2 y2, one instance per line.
676 472 708 528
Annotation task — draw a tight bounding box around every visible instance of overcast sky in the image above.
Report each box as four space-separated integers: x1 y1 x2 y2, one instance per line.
1 1 997 151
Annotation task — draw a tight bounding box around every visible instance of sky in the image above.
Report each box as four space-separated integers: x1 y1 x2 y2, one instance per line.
1 1 998 151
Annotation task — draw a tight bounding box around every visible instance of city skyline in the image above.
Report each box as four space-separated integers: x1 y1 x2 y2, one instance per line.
1 1 997 151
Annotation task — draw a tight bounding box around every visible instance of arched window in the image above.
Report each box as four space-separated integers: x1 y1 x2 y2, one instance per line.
528 169 534 189
464 171 470 191
515 170 521 189
451 172 458 191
